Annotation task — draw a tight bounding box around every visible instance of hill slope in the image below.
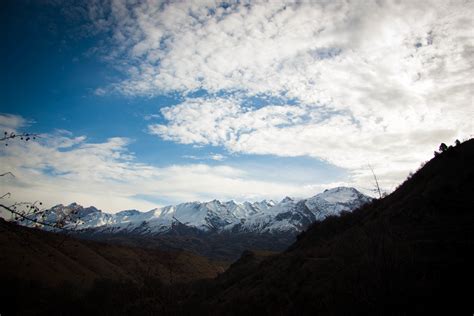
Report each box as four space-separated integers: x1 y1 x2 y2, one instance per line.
181 139 474 315
0 219 225 314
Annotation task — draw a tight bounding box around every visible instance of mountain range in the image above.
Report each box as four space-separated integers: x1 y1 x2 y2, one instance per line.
27 187 371 237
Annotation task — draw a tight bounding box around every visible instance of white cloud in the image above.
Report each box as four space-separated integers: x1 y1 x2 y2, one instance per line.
90 1 473 104
182 153 226 161
84 0 472 191
210 153 226 161
0 113 31 132
94 87 107 96
149 95 468 191
0 128 337 212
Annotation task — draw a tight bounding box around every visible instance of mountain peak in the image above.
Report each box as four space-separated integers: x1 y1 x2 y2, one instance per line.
116 209 141 217
315 187 367 204
280 196 294 203
22 187 371 236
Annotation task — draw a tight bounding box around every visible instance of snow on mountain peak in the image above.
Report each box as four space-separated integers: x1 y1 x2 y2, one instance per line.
280 196 294 204
232 187 371 234
23 187 371 235
318 187 363 203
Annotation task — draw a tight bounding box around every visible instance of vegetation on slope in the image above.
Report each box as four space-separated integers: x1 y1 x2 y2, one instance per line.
180 139 474 315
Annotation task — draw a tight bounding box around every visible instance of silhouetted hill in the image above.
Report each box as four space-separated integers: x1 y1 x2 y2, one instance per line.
180 139 474 315
0 219 225 315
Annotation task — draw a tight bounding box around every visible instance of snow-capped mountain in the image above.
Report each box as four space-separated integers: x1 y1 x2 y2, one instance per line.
228 187 371 234
23 187 371 236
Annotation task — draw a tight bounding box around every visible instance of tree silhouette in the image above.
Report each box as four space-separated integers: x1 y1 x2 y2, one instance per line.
439 143 448 152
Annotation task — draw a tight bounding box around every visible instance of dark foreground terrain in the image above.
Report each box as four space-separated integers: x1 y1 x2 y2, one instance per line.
0 219 226 315
76 226 290 262
1 139 473 315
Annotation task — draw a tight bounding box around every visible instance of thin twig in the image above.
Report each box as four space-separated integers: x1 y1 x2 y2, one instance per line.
0 203 63 230
368 164 382 199
0 133 40 142
0 192 11 199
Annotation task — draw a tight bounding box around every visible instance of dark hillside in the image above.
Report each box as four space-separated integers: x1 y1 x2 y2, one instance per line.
0 219 225 315
182 139 474 315
77 226 289 261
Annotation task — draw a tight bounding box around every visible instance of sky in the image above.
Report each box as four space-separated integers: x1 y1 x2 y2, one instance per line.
0 0 472 213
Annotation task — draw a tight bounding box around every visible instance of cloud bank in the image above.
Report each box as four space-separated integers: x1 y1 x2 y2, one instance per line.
0 114 340 212
86 0 472 188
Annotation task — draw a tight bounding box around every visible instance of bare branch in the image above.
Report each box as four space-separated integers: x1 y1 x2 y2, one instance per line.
368 164 382 199
0 203 63 230
0 131 75 239
0 192 11 199
0 132 39 142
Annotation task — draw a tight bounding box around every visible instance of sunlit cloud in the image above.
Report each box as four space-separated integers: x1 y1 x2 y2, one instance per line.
182 153 227 161
0 118 341 212
0 113 31 132
85 0 473 191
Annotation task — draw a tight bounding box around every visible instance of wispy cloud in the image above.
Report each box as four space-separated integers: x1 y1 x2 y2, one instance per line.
0 113 33 132
89 1 473 102
210 153 226 161
182 153 226 161
0 119 339 212
85 0 473 191
148 96 464 191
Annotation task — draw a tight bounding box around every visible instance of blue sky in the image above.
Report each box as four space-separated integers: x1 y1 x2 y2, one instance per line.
1 0 472 212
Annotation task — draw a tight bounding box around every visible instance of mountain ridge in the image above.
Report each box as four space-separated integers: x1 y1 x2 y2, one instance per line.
24 186 371 237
